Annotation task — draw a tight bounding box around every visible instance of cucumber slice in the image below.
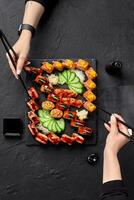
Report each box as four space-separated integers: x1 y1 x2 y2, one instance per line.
70 82 83 89
58 73 66 85
57 118 65 131
43 110 50 116
69 85 83 94
38 110 44 118
50 120 55 132
55 121 62 133
66 70 71 82
69 76 80 84
39 117 46 123
43 115 51 121
68 72 75 82
42 111 52 120
43 116 52 123
68 85 76 93
62 70 68 81
51 120 57 132
47 119 54 131
43 119 51 128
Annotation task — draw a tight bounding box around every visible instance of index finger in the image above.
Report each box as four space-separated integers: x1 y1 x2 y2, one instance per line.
113 113 125 122
110 115 118 133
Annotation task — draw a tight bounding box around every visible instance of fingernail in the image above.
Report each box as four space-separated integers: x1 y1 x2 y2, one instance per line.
17 69 21 75
26 61 31 65
15 74 19 79
110 114 115 121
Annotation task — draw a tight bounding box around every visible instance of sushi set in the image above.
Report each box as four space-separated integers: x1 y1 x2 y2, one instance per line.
1 30 134 146
25 58 98 146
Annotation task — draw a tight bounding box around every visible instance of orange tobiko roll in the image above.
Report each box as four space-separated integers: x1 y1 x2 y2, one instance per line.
62 59 75 69
52 61 64 71
85 67 97 79
84 79 96 90
41 62 54 73
84 101 96 112
83 90 96 102
75 59 89 71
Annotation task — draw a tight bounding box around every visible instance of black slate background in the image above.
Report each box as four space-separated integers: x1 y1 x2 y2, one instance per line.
0 0 134 200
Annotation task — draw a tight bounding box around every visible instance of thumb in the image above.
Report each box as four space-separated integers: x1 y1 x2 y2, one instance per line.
110 115 118 134
16 56 27 75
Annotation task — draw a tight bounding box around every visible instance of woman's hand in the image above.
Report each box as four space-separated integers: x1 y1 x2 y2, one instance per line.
6 30 32 79
104 114 130 155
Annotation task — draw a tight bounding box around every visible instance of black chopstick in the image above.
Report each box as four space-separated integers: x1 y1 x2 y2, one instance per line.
99 118 134 142
0 30 18 59
0 30 29 96
98 107 134 131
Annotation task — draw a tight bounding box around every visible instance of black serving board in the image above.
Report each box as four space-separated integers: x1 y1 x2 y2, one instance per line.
25 58 98 146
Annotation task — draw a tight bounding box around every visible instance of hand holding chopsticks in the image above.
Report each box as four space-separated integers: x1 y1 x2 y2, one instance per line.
99 107 134 142
103 115 132 155
0 29 29 96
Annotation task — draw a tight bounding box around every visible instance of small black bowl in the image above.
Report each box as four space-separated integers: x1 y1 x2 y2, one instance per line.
87 153 99 165
3 118 23 137
105 61 122 75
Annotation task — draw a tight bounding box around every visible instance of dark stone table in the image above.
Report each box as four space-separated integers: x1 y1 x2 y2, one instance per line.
0 0 134 199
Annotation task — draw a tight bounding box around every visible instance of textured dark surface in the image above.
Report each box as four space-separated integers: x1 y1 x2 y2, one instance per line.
0 0 134 200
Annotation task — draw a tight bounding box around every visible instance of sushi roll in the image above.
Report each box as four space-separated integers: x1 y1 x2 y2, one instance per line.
28 111 39 125
85 67 97 79
72 133 85 144
35 132 48 144
62 59 75 69
40 84 53 93
47 132 61 145
27 99 39 111
84 79 96 90
34 75 48 85
75 59 89 71
50 108 63 119
84 101 96 112
78 127 92 135
28 87 39 99
28 123 39 136
52 61 64 71
83 90 96 102
24 66 43 75
61 134 74 145
42 101 55 110
41 62 54 73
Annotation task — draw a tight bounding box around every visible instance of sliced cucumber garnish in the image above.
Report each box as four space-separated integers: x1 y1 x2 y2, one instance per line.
62 70 68 81
38 110 44 118
55 122 62 133
57 118 65 131
47 119 54 131
39 117 46 123
51 121 57 132
69 76 80 84
70 82 83 89
58 73 66 85
69 72 76 82
43 119 51 128
69 85 83 94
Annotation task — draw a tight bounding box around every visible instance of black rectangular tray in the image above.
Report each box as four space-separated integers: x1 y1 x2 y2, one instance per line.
25 58 98 146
